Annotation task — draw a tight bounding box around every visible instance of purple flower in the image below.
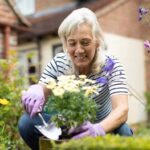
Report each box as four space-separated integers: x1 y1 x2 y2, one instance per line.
138 7 149 21
97 57 115 85
144 40 150 53
144 40 150 48
96 77 108 84
102 57 115 73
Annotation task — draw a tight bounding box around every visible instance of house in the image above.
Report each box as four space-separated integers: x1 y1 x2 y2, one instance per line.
0 0 31 58
17 0 150 125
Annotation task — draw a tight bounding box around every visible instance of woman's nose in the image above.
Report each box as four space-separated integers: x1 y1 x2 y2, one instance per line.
76 43 84 53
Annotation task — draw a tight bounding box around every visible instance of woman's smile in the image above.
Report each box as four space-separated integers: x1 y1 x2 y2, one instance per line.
75 54 87 61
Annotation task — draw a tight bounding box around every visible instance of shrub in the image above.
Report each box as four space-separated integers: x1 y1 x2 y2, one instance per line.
39 134 150 150
145 92 150 111
0 51 28 149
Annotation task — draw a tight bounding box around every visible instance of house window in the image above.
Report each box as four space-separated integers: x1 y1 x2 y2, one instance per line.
52 44 63 57
27 57 37 84
15 0 35 16
18 49 38 85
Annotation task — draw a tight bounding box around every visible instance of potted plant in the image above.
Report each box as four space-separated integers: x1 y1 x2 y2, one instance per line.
44 75 98 140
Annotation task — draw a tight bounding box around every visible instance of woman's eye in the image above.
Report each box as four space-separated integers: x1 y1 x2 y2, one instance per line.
81 41 90 46
68 42 76 47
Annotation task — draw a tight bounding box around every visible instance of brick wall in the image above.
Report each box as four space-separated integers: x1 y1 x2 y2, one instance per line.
97 0 150 92
140 0 150 92
98 0 150 40
36 0 74 12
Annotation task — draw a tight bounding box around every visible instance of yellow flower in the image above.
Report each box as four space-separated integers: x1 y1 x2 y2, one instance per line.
0 99 10 105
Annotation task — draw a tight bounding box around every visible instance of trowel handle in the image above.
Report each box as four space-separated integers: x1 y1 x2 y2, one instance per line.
38 113 48 127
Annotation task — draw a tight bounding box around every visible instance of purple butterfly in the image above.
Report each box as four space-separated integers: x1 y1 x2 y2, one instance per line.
144 40 150 53
138 7 149 21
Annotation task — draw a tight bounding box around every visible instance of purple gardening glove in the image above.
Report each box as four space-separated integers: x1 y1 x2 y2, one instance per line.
22 84 45 118
69 121 105 139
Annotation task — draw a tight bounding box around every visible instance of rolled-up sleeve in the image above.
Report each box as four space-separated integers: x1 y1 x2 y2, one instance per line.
39 57 58 85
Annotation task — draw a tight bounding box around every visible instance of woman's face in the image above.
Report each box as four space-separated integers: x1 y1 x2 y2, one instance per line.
66 23 98 73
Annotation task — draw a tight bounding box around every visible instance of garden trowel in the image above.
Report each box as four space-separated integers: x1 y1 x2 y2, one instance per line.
35 113 62 140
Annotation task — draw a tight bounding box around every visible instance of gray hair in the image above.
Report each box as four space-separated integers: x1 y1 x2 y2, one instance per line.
58 7 106 74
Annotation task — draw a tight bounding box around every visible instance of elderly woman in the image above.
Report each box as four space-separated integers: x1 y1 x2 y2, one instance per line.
18 8 133 150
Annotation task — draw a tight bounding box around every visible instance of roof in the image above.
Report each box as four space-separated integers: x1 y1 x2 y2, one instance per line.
18 0 115 41
6 0 31 27
0 0 32 32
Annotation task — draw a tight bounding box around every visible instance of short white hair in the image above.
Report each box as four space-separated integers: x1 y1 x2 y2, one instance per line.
58 7 106 74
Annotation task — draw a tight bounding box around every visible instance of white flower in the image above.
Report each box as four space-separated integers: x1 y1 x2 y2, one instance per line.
49 75 98 97
47 78 56 89
82 86 99 96
64 84 80 92
72 80 84 87
68 75 76 80
84 79 95 84
53 87 65 96
57 81 66 88
57 75 67 81
79 75 87 79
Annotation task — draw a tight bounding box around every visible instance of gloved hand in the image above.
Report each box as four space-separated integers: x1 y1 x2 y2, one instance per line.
22 84 45 117
68 121 105 139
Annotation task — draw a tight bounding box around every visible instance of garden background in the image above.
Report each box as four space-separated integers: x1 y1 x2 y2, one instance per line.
1 0 150 149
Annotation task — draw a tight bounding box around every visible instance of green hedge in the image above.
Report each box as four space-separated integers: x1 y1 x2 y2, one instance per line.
40 135 150 150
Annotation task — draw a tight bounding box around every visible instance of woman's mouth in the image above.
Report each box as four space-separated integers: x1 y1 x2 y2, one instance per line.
75 55 87 61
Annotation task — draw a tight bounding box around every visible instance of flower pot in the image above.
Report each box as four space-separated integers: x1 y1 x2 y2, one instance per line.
39 126 79 150
39 137 53 150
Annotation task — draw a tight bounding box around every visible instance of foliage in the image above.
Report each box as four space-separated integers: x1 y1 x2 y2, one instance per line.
51 135 150 150
144 92 150 111
0 50 28 149
45 75 98 129
135 126 150 137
